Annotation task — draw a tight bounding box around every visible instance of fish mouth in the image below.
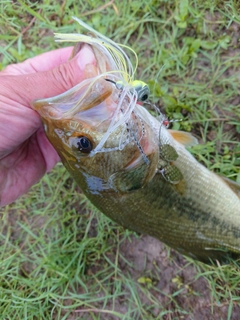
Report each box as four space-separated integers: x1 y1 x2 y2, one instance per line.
32 73 114 121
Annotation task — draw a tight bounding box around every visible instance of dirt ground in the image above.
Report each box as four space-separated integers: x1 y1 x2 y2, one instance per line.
106 235 240 320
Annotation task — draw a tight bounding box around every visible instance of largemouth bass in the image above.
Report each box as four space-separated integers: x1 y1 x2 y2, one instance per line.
32 18 240 263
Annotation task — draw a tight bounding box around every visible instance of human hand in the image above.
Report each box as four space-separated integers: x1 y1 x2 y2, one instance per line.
0 45 96 206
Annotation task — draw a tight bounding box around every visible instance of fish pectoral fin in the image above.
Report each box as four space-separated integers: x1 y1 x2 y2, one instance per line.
108 162 149 193
220 176 240 198
169 130 198 147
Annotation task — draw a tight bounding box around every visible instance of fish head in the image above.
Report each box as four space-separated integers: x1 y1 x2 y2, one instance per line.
32 68 159 194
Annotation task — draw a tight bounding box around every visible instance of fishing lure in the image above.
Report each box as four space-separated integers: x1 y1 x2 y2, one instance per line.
105 79 150 102
54 17 150 103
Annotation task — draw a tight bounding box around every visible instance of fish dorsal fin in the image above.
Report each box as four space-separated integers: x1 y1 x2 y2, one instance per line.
169 130 198 147
220 176 240 198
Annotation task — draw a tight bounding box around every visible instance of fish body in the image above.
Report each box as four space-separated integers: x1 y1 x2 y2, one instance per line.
32 19 240 263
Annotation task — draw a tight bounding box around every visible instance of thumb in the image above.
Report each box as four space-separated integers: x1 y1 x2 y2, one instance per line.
1 45 96 106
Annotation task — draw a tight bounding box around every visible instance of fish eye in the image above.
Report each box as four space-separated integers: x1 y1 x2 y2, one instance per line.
75 136 93 153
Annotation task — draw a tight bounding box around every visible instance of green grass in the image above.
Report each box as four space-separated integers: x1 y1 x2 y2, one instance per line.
1 0 240 319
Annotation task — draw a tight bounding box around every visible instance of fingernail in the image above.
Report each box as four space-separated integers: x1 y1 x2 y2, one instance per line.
77 44 96 70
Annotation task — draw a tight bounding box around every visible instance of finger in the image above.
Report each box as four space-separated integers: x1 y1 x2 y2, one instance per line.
36 127 61 171
0 46 74 76
0 45 96 106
